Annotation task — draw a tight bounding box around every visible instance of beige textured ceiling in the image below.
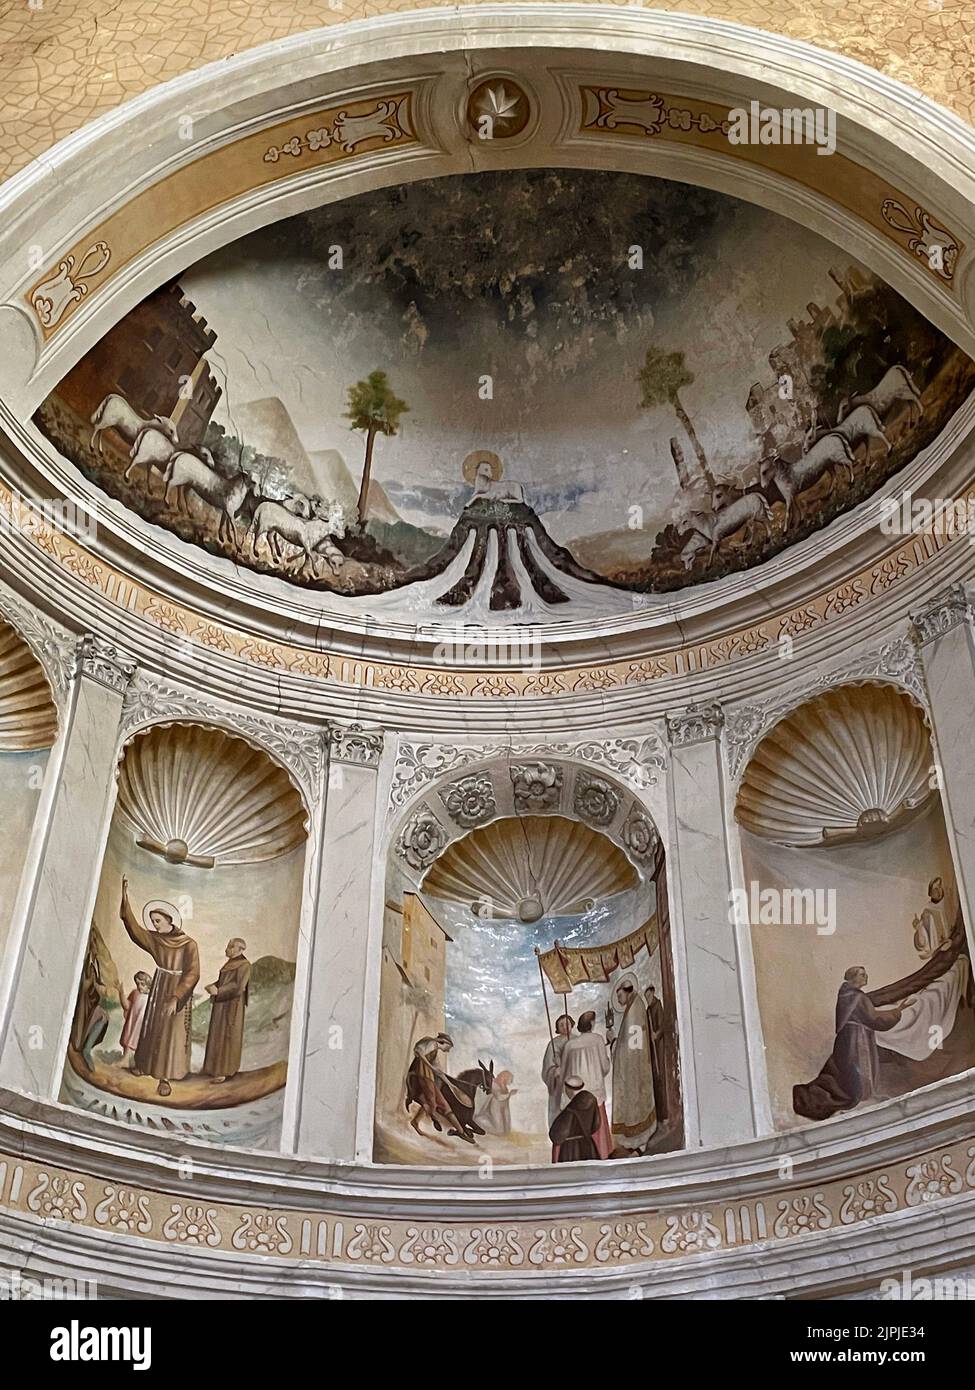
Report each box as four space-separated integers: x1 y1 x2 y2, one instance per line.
1 0 973 187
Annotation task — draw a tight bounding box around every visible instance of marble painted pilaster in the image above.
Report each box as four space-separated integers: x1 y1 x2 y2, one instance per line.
0 636 135 1097
913 588 975 938
665 703 761 1147
293 723 384 1161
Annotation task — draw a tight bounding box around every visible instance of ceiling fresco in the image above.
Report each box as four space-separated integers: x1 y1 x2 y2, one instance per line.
34 168 975 627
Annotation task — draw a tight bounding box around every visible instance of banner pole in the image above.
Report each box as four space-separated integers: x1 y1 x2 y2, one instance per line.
535 946 554 1042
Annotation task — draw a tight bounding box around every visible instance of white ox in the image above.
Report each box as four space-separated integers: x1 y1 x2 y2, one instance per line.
248 501 346 574
124 424 177 485
90 393 178 457
762 432 854 529
685 487 774 566
163 449 249 544
838 365 923 428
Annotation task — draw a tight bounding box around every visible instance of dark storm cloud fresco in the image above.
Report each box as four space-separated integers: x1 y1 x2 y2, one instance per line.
181 168 858 537
255 169 730 376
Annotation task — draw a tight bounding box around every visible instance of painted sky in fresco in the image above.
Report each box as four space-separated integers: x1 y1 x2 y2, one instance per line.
181 169 855 543
429 880 660 1141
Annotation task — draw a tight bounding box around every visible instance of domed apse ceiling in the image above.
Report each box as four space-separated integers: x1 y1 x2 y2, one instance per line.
34 169 975 627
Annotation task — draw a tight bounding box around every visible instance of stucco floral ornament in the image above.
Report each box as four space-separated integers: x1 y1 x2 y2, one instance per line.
510 761 561 811
440 773 496 829
573 771 620 828
396 807 449 871
621 807 659 862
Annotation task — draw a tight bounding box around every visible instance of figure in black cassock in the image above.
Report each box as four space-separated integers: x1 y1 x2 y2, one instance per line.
549 1075 602 1163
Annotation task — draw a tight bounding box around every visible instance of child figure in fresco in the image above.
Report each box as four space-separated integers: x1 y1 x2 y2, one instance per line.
120 971 152 1068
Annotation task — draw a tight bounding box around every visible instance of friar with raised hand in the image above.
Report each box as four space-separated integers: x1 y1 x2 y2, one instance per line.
203 938 251 1082
119 877 200 1097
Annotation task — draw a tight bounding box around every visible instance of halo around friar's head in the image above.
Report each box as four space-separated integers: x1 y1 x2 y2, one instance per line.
462 449 503 483
142 899 182 933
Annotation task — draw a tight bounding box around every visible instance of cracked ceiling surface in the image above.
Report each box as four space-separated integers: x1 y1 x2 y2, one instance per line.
0 0 973 186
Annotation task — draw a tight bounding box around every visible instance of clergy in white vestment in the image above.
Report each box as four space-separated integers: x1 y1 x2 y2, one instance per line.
557 1011 613 1158
541 1014 574 1128
608 974 657 1154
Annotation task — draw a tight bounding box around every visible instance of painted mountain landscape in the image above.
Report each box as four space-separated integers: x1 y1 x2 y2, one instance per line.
34 169 975 624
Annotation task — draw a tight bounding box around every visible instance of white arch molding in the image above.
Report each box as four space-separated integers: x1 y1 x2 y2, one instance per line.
0 7 974 1298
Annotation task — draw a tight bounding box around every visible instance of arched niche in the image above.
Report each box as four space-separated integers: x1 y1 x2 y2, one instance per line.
0 613 58 959
735 680 974 1131
60 720 308 1151
375 756 682 1167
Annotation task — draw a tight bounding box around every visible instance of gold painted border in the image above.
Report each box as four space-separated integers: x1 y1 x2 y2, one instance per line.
0 478 970 698
578 87 963 289
1 1132 972 1271
23 77 963 345
26 92 417 341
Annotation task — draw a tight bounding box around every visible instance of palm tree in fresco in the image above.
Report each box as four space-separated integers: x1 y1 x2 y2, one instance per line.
638 346 716 499
344 370 410 529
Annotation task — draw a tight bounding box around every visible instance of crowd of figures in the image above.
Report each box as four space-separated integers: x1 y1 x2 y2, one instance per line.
405 976 669 1163
72 879 252 1097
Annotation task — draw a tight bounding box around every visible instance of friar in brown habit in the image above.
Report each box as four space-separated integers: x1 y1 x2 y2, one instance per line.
203 939 251 1081
120 878 200 1097
549 1076 602 1163
794 927 967 1122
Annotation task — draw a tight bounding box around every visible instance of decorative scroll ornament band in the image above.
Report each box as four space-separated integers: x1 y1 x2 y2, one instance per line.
29 241 112 329
330 722 383 768
3 1132 975 1278
666 703 724 747
262 96 412 164
911 587 974 645
76 634 136 694
391 734 667 809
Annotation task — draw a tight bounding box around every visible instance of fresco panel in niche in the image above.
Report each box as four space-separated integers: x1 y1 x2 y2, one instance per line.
61 725 307 1150
33 170 975 626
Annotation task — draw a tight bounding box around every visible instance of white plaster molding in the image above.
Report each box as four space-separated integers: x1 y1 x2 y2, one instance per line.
119 674 328 813
911 584 975 645
75 633 137 696
0 573 74 717
724 632 928 781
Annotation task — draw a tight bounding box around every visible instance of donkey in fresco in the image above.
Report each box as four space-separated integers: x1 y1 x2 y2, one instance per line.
407 1052 494 1144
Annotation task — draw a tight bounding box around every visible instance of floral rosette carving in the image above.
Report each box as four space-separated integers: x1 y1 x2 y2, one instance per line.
439 773 496 828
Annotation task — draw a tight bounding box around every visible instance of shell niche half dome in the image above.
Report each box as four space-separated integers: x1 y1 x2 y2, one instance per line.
117 723 307 867
736 685 934 848
421 814 640 921
0 619 58 751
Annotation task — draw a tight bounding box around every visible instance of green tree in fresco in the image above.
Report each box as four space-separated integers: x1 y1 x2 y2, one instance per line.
344 370 410 529
637 346 716 499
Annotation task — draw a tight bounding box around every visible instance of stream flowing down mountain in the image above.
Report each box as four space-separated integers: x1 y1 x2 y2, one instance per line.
361 497 635 622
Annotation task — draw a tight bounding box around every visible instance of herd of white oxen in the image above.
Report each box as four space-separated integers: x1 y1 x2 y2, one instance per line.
88 393 349 574
678 365 924 572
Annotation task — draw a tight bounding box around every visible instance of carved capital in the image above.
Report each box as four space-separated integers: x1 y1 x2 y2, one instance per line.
76 634 136 694
330 722 383 768
911 587 973 645
666 702 724 747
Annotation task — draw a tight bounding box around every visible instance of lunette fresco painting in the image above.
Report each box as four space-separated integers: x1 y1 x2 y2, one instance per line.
33 168 975 626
